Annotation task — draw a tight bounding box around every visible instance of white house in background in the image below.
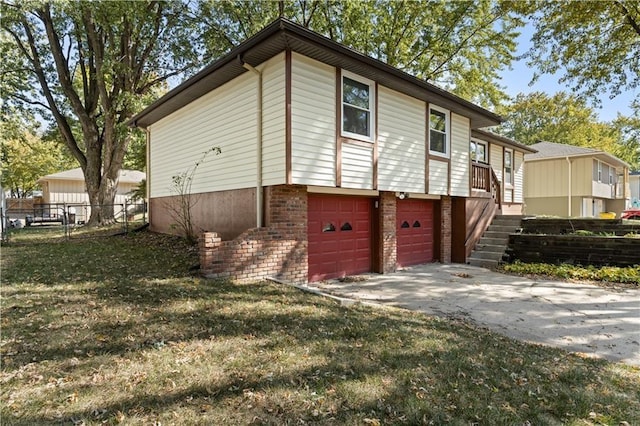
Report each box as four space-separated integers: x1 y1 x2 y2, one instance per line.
37 168 144 222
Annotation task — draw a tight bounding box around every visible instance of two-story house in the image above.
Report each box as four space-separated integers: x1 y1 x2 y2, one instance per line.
130 19 532 283
525 141 631 217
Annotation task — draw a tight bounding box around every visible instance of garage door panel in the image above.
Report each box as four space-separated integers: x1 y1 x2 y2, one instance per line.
308 195 372 281
397 199 435 267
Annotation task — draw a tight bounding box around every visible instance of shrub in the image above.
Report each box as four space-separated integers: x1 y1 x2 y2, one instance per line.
502 261 640 284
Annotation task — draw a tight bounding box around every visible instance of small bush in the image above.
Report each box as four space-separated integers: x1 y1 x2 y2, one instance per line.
502 261 640 285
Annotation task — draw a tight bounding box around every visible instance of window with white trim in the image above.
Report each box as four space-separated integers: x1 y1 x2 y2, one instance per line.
504 149 513 186
470 139 487 163
598 161 602 182
429 106 449 157
341 72 374 141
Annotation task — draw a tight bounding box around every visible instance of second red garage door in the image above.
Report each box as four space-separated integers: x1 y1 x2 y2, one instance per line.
308 195 372 281
397 199 435 267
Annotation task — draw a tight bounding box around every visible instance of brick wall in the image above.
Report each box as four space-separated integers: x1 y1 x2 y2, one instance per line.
379 191 397 273
440 196 452 263
199 185 308 283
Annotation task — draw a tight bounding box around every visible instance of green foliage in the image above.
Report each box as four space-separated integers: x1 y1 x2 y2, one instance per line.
0 130 75 198
1 0 199 223
509 0 640 102
503 261 640 285
200 0 524 109
498 91 640 168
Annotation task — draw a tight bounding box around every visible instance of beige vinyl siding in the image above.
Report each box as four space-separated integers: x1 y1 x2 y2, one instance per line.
514 151 524 203
48 181 89 204
524 159 568 198
149 71 258 197
261 53 286 186
377 86 425 193
290 53 336 187
428 159 448 195
341 143 374 189
490 144 503 185
449 113 470 197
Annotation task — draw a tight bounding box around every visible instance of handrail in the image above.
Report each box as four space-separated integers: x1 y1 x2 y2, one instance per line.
471 162 491 191
490 168 501 206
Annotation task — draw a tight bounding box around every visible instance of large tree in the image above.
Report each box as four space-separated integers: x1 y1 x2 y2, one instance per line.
499 92 640 169
1 1 201 224
510 0 640 101
200 0 524 109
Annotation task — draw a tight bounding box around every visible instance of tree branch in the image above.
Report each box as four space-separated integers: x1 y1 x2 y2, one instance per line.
615 0 640 36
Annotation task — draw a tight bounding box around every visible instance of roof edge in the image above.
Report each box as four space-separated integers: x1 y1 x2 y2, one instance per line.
129 18 502 129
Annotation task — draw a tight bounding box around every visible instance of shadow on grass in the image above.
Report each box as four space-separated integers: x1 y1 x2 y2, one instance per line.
2 231 639 425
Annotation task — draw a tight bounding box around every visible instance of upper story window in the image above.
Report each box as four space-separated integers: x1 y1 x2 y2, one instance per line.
504 149 513 186
470 139 487 163
429 106 449 157
341 72 374 141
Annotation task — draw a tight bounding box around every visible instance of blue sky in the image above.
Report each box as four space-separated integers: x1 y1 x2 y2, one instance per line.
498 24 636 123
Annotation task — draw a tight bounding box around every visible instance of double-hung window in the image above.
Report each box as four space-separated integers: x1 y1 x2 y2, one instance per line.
504 149 513 186
470 139 487 163
429 106 449 157
341 72 374 141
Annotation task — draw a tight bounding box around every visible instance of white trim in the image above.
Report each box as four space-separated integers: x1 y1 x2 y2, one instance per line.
340 70 375 142
470 138 488 163
428 104 450 158
307 185 379 196
504 148 514 186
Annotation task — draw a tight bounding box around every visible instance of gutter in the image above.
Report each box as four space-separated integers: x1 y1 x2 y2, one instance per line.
240 56 263 228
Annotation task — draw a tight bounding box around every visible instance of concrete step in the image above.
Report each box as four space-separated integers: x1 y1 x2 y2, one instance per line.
478 237 509 246
467 257 499 268
474 243 507 253
492 217 524 225
469 250 504 261
487 224 520 233
483 231 511 240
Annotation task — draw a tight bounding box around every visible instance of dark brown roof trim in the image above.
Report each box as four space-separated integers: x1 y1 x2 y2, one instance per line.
130 18 503 129
472 129 537 153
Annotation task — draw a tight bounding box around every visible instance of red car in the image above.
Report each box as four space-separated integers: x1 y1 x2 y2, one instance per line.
621 208 640 220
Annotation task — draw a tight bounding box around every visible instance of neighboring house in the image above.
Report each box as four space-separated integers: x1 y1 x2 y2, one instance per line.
37 168 145 222
131 18 531 283
630 171 640 208
524 142 630 217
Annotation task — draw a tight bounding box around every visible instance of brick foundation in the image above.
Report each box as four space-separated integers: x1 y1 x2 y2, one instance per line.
199 185 308 283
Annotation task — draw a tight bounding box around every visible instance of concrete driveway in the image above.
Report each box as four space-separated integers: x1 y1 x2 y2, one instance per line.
303 263 640 366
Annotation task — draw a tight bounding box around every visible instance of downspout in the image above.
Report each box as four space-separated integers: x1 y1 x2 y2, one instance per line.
145 128 151 224
241 58 263 227
566 156 572 217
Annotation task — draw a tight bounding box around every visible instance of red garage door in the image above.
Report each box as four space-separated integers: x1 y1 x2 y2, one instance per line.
397 199 435 267
308 195 372 281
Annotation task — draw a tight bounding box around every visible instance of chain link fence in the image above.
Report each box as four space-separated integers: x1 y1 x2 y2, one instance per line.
1 201 147 242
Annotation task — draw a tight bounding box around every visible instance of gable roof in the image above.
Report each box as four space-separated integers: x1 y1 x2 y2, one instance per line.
130 18 502 130
526 141 630 168
471 129 537 153
38 168 145 184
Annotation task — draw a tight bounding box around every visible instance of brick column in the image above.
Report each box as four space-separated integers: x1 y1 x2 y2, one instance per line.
379 191 397 273
265 185 308 282
440 196 452 263
199 232 223 273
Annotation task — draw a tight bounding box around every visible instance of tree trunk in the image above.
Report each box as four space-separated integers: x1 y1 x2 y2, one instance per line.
83 132 127 226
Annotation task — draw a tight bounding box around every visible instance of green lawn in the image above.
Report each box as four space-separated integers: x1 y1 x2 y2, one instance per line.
2 229 639 425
